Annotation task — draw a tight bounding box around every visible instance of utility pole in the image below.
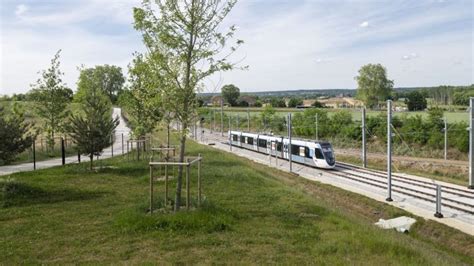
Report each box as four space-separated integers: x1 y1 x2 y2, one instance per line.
221 98 224 136
362 108 367 168
315 113 318 140
210 111 213 133
444 117 448 160
386 100 393 201
288 113 292 172
469 97 474 189
247 108 250 132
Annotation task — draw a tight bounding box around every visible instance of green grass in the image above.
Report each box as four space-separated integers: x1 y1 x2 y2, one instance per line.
0 130 473 264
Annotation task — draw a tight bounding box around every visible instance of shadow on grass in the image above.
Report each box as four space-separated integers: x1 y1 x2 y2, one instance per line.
1 180 107 208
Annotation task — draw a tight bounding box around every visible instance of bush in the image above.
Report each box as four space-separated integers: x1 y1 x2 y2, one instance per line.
0 106 33 165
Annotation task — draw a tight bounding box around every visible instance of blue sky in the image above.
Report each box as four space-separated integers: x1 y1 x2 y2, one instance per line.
0 0 472 95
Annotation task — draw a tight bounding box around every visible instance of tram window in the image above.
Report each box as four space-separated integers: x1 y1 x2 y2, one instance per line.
299 147 305 157
305 147 311 158
248 137 254 145
232 135 238 141
315 148 324 159
258 139 267 148
276 142 282 152
291 145 299 155
240 136 245 143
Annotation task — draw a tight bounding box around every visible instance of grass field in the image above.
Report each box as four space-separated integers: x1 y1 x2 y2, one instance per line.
1 129 473 264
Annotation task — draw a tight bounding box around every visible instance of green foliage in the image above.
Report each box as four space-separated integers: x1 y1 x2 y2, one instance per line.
65 86 118 170
0 106 33 165
287 97 303 108
312 100 324 108
221 84 240 106
29 50 71 149
74 65 125 104
405 91 427 111
270 98 286 107
355 64 394 109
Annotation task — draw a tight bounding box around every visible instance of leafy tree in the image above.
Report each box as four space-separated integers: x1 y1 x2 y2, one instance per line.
287 97 303 108
260 105 275 130
355 64 394 109
221 84 240 106
30 50 71 150
0 105 33 165
270 98 286 108
312 100 324 108
66 86 118 170
75 65 125 103
405 91 427 111
134 0 244 211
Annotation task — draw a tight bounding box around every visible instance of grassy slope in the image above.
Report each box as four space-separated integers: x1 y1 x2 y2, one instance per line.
0 130 473 264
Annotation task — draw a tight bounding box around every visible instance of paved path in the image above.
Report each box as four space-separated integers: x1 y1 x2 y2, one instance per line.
0 108 131 176
193 127 474 235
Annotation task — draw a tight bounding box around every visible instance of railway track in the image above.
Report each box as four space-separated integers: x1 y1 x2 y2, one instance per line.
202 129 474 216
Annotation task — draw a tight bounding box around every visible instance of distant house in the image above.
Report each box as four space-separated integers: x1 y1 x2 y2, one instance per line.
210 95 223 107
301 97 364 108
238 95 257 106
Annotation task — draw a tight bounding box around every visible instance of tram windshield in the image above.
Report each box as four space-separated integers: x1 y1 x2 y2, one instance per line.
320 143 335 165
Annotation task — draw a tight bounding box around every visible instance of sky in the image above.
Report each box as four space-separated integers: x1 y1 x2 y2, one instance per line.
0 0 472 95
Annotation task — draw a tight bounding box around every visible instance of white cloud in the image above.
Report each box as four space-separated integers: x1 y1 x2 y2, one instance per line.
402 53 419 60
15 4 28 17
359 21 369 28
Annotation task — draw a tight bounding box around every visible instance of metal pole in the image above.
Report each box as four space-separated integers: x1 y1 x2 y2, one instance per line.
469 97 474 189
111 134 114 157
186 159 190 210
434 184 443 218
221 98 224 136
315 113 318 140
386 100 393 201
362 108 367 168
237 114 240 131
121 133 124 155
444 117 447 160
77 150 81 163
198 153 201 206
288 113 292 172
247 108 250 132
150 166 153 214
61 137 65 165
32 141 36 170
229 116 232 151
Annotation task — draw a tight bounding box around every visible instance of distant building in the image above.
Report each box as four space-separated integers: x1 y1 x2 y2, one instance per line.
210 95 223 106
307 97 364 108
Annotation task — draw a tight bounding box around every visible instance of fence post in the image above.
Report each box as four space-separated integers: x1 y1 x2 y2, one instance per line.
186 158 190 210
61 137 66 166
77 150 81 163
32 140 36 170
444 118 447 160
434 185 443 218
288 113 292 173
198 153 201 206
221 98 224 136
229 116 232 151
315 113 318 140
362 108 367 168
247 108 250 132
121 133 124 155
469 97 474 189
386 100 393 201
150 166 154 214
111 134 114 157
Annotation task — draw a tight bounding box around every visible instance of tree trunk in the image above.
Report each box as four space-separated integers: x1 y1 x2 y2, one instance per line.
90 154 93 170
174 123 187 211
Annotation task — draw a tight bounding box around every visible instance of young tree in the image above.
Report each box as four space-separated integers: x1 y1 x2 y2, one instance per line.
66 83 118 170
221 84 240 106
74 65 125 104
30 50 71 150
133 0 244 211
405 91 427 111
0 105 33 165
355 64 394 109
